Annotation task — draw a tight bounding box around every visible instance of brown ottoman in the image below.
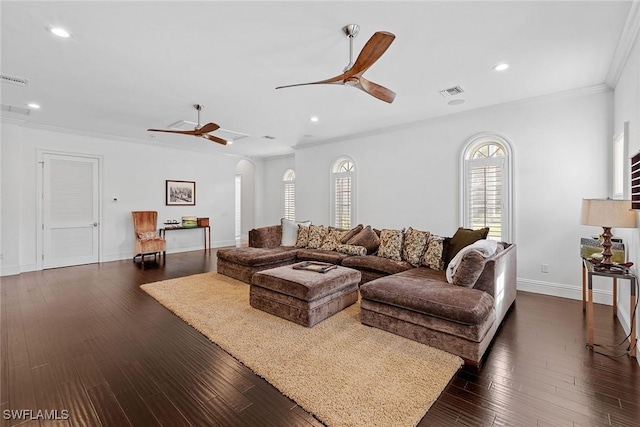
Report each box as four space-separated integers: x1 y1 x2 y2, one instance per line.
251 263 361 327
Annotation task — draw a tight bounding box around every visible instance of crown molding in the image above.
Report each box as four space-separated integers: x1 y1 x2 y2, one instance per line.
606 0 640 88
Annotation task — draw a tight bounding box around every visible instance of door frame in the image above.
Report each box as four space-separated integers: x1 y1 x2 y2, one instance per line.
36 149 103 270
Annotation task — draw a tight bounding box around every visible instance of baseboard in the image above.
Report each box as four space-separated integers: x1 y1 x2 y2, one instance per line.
1 266 21 277
517 278 613 305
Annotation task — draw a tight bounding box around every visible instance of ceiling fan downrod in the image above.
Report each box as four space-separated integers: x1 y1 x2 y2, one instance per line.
343 24 360 72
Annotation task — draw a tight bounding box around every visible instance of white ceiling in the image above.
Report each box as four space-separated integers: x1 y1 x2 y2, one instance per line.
0 1 635 158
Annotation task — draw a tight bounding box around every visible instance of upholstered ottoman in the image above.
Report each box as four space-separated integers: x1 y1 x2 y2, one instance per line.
251 264 361 327
217 247 299 284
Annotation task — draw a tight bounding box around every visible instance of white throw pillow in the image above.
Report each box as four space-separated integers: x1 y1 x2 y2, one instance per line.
281 218 311 246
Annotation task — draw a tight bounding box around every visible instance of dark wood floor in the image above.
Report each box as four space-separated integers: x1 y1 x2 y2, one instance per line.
1 250 638 426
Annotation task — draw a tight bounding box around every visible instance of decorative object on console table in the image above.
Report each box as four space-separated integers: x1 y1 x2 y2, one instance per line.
182 216 197 228
580 198 636 269
197 217 209 227
166 180 196 206
580 237 626 311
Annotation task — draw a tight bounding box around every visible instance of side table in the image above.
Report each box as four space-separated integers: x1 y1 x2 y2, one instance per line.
584 260 637 357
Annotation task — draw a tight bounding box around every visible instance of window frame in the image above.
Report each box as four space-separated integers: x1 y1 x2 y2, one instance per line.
612 122 629 200
460 133 514 242
330 156 356 229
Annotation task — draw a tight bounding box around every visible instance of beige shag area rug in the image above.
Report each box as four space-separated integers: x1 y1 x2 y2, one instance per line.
141 272 462 427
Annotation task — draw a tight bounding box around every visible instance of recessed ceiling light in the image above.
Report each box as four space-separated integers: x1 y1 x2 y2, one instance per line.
493 63 509 71
310 116 319 122
27 103 41 109
50 27 71 38
448 99 466 106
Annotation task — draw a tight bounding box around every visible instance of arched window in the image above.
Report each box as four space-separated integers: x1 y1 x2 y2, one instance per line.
461 135 513 242
283 169 295 220
331 157 356 229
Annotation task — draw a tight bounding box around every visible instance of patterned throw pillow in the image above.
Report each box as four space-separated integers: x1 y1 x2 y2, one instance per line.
295 224 311 248
281 218 311 246
402 227 430 267
422 235 446 270
137 231 156 241
307 225 328 249
320 227 347 251
377 229 404 261
335 244 367 256
347 225 380 255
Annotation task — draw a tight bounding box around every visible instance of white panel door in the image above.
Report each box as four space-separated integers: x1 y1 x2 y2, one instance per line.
43 154 99 268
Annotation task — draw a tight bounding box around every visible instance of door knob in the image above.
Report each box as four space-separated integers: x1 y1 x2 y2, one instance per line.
93 222 98 227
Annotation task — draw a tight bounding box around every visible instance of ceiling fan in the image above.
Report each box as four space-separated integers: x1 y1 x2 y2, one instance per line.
147 104 228 145
276 24 396 103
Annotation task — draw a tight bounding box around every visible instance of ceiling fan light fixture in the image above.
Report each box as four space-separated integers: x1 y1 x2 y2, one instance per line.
27 103 41 109
493 63 510 71
226 140 233 145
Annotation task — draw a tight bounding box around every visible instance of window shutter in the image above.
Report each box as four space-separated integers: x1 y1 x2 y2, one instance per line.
468 162 502 240
334 176 352 229
284 181 295 220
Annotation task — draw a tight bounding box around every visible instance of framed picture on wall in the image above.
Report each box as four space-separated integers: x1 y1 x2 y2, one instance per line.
166 180 196 206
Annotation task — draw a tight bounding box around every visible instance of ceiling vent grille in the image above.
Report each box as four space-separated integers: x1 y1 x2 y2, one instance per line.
261 135 276 140
439 85 464 97
1 104 31 115
0 74 28 86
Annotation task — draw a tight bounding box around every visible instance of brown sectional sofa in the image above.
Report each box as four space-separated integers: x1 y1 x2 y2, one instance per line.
216 224 517 366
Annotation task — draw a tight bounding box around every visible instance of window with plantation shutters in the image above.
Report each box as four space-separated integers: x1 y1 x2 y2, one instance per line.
283 169 295 221
462 138 512 242
332 158 355 229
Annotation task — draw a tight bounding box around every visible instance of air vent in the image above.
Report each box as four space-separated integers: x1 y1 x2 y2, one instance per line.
167 120 197 130
1 104 31 115
0 74 28 86
439 86 464 97
261 135 276 140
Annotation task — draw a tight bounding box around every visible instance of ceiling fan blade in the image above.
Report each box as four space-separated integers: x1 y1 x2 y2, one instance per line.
203 134 228 145
276 73 346 90
357 77 396 103
345 31 395 78
147 128 198 135
195 122 220 134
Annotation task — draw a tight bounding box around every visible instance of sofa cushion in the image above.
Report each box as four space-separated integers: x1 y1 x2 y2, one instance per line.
137 231 157 241
445 227 489 265
347 225 380 254
319 227 347 251
360 272 494 325
281 218 311 246
217 247 299 267
422 234 447 270
296 249 348 265
402 227 430 267
341 255 413 275
307 225 328 249
295 224 311 248
377 229 404 261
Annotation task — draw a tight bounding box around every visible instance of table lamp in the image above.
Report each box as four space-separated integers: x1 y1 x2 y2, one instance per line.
580 198 636 267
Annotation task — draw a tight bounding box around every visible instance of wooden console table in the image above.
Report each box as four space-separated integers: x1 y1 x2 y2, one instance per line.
159 225 211 256
584 260 637 357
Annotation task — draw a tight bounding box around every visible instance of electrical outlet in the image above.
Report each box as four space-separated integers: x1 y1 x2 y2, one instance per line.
541 264 549 273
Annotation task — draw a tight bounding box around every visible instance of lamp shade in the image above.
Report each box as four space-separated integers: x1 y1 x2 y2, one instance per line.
580 198 636 228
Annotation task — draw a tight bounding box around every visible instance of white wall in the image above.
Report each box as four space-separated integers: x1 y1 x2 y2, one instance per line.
236 159 257 238
0 122 250 275
614 27 640 360
266 89 612 301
